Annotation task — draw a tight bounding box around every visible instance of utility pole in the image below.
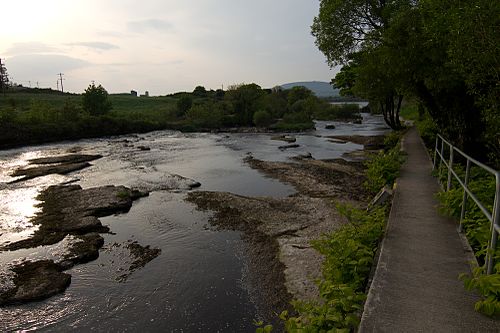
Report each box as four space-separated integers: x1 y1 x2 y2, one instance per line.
36 81 39 88
0 58 7 93
58 73 64 93
56 80 59 91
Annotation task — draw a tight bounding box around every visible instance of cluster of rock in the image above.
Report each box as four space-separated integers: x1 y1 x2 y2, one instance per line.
1 154 162 306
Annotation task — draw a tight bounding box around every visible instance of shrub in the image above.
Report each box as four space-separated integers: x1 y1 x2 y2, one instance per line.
275 111 314 131
314 103 362 121
185 103 223 129
176 96 192 117
82 83 112 116
253 110 273 127
364 144 405 194
416 114 438 148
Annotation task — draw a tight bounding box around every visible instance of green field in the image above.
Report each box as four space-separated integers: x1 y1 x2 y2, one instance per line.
0 90 182 148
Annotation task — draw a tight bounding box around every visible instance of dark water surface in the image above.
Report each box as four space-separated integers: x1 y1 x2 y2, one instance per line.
0 114 388 332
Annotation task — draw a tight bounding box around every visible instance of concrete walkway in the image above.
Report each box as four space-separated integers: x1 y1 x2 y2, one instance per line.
359 127 499 332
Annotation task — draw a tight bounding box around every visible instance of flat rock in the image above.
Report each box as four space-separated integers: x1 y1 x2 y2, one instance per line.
11 162 92 182
11 154 102 182
278 144 300 150
245 156 368 200
326 135 385 149
58 233 105 270
0 260 71 306
28 154 102 165
4 185 148 251
271 135 296 143
328 138 347 144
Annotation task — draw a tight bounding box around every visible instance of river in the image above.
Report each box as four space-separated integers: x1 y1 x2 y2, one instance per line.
0 114 388 332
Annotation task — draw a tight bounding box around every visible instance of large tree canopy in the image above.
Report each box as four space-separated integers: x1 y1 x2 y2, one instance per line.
314 0 500 163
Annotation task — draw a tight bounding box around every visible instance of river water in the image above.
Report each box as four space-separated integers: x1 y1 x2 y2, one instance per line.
0 114 388 332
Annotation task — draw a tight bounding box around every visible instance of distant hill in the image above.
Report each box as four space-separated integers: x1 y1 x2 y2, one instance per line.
280 81 339 98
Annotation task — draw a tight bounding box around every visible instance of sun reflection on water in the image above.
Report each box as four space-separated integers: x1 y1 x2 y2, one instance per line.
0 187 41 246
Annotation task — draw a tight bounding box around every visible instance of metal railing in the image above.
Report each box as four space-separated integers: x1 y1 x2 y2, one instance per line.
433 134 500 275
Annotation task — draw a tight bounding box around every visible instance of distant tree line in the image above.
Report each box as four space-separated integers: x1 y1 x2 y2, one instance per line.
313 0 499 165
0 79 364 148
171 83 358 131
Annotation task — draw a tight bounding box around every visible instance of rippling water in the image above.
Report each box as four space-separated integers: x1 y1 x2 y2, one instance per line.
0 114 388 332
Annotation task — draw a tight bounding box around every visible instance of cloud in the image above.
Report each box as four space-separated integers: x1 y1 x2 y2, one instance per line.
68 42 119 51
7 54 89 79
5 42 59 55
127 19 174 33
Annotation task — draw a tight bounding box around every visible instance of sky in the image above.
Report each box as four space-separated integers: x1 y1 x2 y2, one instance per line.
0 0 335 95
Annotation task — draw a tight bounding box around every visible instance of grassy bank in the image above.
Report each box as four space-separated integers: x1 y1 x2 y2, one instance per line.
0 92 180 148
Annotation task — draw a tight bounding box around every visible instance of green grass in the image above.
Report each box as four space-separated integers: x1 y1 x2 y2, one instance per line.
0 91 180 148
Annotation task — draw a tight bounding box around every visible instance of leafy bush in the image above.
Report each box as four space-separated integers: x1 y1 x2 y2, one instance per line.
383 131 402 150
314 103 362 121
82 83 112 116
364 144 405 194
416 114 438 148
176 96 192 117
253 110 273 127
185 103 223 129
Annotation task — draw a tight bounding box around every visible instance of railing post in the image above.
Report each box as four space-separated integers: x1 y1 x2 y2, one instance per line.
447 147 454 191
439 138 444 174
486 174 500 275
459 160 471 232
433 136 439 171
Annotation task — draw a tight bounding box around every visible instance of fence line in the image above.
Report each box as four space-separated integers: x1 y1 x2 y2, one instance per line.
433 134 500 275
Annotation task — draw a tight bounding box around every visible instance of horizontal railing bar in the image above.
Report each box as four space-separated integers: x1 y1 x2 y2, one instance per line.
437 134 498 176
449 168 493 222
435 134 499 275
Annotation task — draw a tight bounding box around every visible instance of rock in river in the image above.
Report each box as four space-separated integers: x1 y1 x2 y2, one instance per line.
278 144 300 150
0 260 71 306
4 184 148 251
10 154 102 182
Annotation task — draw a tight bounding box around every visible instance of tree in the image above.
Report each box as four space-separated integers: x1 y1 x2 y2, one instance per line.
176 96 192 117
82 83 112 116
186 102 223 128
287 86 314 106
225 83 265 126
314 0 410 130
311 0 401 66
193 85 207 98
253 110 273 127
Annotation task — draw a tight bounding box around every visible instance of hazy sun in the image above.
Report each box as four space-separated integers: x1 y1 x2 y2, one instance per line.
2 1 64 40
